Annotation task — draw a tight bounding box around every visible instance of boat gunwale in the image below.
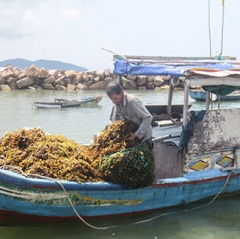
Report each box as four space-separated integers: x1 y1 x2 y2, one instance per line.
0 168 238 191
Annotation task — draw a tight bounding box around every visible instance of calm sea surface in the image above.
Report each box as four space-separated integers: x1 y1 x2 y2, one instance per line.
0 89 240 239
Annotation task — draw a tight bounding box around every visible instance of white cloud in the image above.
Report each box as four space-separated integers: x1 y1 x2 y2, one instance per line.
0 0 239 70
0 0 84 39
61 8 81 20
0 1 43 38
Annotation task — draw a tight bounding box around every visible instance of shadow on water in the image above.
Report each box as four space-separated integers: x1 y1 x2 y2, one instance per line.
0 195 240 239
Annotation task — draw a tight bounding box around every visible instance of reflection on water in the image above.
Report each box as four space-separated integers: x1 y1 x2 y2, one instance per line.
0 89 240 238
0 195 240 239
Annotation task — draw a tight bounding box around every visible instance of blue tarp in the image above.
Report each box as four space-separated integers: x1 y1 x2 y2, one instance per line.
113 60 239 77
178 110 206 151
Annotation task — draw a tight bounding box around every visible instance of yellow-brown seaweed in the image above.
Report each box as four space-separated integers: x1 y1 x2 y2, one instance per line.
0 120 154 188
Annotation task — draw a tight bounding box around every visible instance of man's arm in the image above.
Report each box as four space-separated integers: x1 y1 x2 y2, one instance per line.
131 99 153 139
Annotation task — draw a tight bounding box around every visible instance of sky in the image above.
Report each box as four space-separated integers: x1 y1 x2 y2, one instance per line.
0 0 239 71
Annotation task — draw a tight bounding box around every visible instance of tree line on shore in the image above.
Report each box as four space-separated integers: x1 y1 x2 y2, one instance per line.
0 64 185 91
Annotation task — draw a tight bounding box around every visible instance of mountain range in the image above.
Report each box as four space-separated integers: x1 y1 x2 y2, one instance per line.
0 58 88 72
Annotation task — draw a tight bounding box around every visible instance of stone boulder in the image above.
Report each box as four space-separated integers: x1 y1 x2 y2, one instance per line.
0 84 11 91
6 77 17 84
0 75 6 84
67 84 76 91
154 76 164 86
42 84 55 90
104 76 114 84
24 65 39 77
16 77 35 89
55 85 66 90
38 68 49 78
65 70 76 78
136 76 147 86
96 70 105 81
122 76 137 89
1 70 15 79
55 76 65 85
44 76 55 84
77 83 88 90
89 81 107 90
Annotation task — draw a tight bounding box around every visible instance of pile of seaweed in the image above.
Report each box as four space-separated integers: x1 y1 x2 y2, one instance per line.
0 120 155 188
0 128 97 182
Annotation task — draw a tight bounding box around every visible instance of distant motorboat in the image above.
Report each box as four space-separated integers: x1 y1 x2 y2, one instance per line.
189 90 240 101
34 96 103 108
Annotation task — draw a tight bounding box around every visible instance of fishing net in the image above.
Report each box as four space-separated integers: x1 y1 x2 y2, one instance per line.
98 146 155 189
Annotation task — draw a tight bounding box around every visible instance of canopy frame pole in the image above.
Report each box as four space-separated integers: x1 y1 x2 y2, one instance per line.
116 76 122 85
183 83 189 127
206 91 210 111
167 81 174 115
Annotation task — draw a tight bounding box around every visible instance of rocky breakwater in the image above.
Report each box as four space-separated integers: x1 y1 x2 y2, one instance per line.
0 64 184 91
0 65 114 91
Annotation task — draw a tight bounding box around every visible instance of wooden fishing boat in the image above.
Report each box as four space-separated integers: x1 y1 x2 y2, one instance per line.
190 89 240 101
34 96 103 108
1 56 240 226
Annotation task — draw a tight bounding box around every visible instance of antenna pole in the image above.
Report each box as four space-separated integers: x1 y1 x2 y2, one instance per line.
208 0 212 57
220 0 225 55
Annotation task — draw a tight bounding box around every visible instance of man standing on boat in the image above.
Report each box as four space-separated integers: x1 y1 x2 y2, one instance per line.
105 81 153 149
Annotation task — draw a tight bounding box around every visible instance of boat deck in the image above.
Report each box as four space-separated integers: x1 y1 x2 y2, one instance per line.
146 104 183 146
152 122 182 146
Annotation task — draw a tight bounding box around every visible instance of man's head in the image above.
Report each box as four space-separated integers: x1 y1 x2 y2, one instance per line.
106 82 124 105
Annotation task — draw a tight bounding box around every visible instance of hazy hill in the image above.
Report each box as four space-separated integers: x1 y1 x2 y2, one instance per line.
0 58 88 71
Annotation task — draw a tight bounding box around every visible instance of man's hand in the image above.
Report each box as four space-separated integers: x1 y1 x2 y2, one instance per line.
129 132 137 140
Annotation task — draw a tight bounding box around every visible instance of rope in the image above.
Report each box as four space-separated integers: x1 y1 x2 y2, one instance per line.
26 173 117 230
132 170 234 225
0 164 115 229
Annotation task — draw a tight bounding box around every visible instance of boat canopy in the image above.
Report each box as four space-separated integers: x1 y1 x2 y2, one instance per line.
113 59 240 78
113 58 240 93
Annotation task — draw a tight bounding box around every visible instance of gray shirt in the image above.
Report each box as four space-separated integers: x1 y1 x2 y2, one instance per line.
110 92 153 141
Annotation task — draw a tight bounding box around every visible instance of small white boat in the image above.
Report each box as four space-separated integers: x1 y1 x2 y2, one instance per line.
34 96 103 108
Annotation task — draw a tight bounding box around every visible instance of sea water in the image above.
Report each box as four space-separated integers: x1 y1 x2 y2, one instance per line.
0 89 240 239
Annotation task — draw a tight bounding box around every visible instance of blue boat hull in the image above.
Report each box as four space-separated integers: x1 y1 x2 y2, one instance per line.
190 91 240 101
0 168 239 225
